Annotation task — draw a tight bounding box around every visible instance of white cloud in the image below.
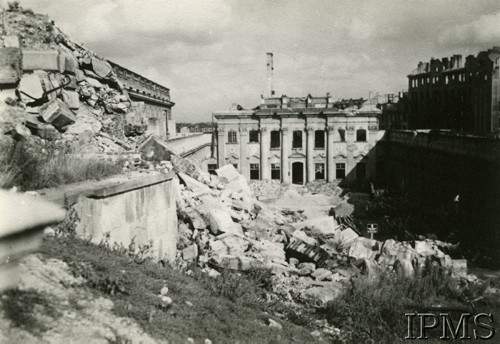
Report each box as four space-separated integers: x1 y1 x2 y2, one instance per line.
438 11 500 46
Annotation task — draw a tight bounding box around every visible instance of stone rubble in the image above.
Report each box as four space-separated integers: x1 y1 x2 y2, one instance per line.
170 156 470 332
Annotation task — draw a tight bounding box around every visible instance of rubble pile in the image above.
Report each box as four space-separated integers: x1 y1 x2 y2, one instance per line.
170 157 471 313
0 3 148 154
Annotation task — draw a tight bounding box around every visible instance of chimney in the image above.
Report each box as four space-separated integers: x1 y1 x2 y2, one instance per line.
456 55 462 68
266 52 274 97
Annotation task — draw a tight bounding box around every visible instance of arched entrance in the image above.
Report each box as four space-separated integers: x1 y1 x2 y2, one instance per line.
292 161 304 185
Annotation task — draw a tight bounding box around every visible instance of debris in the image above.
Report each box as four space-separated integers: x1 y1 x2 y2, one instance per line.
268 318 283 330
22 50 59 71
40 98 76 129
208 209 243 236
182 244 198 262
18 73 44 103
0 47 22 84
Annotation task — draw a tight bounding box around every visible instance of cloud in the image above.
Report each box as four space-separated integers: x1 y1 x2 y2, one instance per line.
438 11 500 47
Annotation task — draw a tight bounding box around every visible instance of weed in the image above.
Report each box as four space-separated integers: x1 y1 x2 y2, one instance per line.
0 140 123 190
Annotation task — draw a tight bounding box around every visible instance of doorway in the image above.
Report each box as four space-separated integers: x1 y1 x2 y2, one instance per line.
292 161 304 184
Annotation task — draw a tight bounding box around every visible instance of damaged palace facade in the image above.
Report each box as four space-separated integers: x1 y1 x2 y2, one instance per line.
214 95 381 184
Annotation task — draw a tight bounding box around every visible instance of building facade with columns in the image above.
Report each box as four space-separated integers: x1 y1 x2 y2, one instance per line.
213 95 381 184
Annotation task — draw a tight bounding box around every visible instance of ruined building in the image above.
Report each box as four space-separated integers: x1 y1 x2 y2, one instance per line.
213 53 381 184
407 47 500 134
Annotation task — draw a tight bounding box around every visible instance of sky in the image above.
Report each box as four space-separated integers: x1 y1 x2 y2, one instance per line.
18 0 500 122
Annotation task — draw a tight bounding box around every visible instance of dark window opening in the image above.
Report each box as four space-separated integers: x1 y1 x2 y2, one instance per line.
338 128 346 142
250 163 260 180
315 130 325 148
249 130 259 143
292 130 302 148
270 130 280 149
356 162 366 180
208 164 217 175
271 163 281 180
336 163 346 180
232 163 238 170
315 163 325 180
228 130 237 143
356 129 367 142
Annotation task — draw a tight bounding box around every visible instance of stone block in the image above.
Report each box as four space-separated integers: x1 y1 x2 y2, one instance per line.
0 48 22 84
3 35 20 48
182 207 208 230
292 230 318 246
18 74 44 103
348 237 379 260
91 58 112 78
298 262 316 276
286 237 331 268
22 50 59 71
301 283 343 307
40 98 76 129
86 77 103 89
216 164 241 182
211 255 263 271
182 244 198 261
61 90 80 110
208 208 243 235
64 54 79 74
210 236 248 256
311 268 333 281
37 123 61 140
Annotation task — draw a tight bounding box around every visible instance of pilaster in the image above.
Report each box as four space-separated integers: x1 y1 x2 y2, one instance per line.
239 126 249 178
327 125 335 182
217 127 226 167
260 126 270 180
281 127 290 183
306 126 315 183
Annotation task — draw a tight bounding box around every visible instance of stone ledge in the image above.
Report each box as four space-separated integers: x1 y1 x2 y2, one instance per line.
39 171 175 206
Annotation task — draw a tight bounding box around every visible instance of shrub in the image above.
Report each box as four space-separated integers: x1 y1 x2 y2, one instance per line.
0 140 123 190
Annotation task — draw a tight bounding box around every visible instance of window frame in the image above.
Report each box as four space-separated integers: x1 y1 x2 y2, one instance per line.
292 130 303 149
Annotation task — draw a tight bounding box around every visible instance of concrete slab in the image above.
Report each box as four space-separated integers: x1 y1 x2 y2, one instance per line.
0 48 22 84
22 50 59 71
40 98 76 129
18 74 44 103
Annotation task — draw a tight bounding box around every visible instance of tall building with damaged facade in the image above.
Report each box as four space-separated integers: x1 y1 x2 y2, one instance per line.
407 47 500 134
213 54 381 184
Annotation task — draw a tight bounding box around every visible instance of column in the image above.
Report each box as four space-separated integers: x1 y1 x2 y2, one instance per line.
260 127 270 180
327 125 335 182
217 128 226 167
239 126 249 178
281 127 290 183
306 126 315 183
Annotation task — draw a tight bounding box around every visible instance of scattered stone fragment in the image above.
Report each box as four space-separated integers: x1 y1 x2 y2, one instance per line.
18 73 44 103
91 58 112 78
39 98 76 129
268 318 283 330
298 262 316 276
0 47 22 84
311 268 333 281
182 244 198 262
208 209 243 236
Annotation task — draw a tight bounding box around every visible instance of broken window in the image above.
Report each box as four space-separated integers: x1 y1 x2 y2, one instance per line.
336 163 346 179
338 128 346 142
271 163 281 180
315 163 325 180
227 130 237 143
292 130 302 148
270 130 280 149
356 129 367 142
249 130 259 143
315 130 325 148
207 164 217 175
250 163 260 180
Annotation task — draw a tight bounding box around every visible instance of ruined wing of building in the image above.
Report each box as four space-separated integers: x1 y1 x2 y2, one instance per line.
407 46 500 135
213 94 381 184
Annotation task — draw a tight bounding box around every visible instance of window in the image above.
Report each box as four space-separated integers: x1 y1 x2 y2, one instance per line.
356 129 367 142
292 130 302 148
250 163 260 180
232 163 238 170
336 163 346 179
315 163 325 180
207 164 217 175
315 130 325 148
249 130 259 143
271 163 281 180
270 130 280 149
338 128 346 142
228 130 237 143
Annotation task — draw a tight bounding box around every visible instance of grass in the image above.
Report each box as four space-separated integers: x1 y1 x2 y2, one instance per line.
322 260 493 342
37 236 320 343
0 140 123 190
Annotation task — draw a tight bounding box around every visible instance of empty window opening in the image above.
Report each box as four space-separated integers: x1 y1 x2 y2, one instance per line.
207 164 217 175
356 162 366 180
315 163 325 180
249 130 259 143
271 163 281 180
292 130 303 148
356 129 367 142
315 130 325 148
228 130 237 143
338 128 346 142
270 130 280 149
250 163 260 180
232 163 238 170
336 163 346 180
